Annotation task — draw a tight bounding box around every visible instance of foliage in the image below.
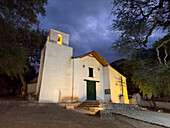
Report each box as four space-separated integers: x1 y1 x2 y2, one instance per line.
131 61 170 98
0 0 47 77
0 0 47 29
110 0 170 98
110 0 169 55
0 41 27 77
120 37 170 98
0 0 48 96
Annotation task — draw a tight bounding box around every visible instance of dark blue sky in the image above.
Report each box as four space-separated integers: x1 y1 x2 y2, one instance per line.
38 0 122 63
38 0 166 63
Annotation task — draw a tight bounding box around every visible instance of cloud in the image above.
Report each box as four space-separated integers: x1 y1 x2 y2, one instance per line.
39 0 122 63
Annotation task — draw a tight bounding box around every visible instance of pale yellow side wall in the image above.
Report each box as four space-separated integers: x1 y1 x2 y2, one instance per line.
108 65 129 104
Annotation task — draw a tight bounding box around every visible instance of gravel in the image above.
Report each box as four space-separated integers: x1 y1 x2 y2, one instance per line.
100 103 170 127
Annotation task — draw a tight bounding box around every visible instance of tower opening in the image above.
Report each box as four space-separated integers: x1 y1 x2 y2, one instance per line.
47 35 50 41
57 34 62 45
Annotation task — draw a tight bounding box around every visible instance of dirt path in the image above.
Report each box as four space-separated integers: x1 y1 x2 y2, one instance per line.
0 102 163 128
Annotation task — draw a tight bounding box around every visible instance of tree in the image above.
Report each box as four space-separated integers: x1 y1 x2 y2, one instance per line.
110 0 170 98
118 36 170 99
0 0 48 97
110 0 169 60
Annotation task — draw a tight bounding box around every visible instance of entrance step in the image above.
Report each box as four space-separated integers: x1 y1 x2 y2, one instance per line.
78 101 100 112
78 101 100 107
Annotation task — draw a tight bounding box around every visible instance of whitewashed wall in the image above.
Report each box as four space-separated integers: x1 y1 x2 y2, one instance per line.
39 41 73 103
103 66 111 102
37 29 129 104
36 47 45 96
73 55 105 101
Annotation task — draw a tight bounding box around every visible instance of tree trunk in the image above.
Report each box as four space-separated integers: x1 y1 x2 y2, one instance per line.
19 72 27 97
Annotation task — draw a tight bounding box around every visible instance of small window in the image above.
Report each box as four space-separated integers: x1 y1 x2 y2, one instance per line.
89 68 93 77
105 89 110 94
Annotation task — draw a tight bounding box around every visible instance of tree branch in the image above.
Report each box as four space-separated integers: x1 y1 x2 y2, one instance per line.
158 21 170 30
143 22 158 47
156 38 170 66
164 45 168 67
137 4 145 17
144 0 163 18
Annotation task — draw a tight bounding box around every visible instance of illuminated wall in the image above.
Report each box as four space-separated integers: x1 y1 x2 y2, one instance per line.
73 56 105 101
38 30 73 103
103 66 111 102
37 29 129 104
108 65 129 104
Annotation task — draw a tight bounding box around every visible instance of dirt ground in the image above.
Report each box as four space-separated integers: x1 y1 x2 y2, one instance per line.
0 101 163 128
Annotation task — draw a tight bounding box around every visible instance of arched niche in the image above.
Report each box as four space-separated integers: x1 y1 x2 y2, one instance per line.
57 34 62 45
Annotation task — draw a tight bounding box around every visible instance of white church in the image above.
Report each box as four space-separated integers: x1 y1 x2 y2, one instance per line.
34 29 129 104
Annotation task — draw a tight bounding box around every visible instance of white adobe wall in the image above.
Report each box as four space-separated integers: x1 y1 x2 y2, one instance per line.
103 66 111 102
39 41 73 103
36 47 46 95
108 65 129 103
73 56 105 101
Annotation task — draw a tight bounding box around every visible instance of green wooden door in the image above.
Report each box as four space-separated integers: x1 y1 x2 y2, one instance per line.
87 81 96 100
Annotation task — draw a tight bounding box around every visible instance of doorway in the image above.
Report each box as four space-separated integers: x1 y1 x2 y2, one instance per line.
87 81 96 100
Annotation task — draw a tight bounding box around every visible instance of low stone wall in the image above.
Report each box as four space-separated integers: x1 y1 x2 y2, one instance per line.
131 93 170 110
27 83 37 94
155 101 170 110
100 102 141 110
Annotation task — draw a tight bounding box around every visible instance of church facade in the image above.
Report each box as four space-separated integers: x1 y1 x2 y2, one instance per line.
35 29 129 104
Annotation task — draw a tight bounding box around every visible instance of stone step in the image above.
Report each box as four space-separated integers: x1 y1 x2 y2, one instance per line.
82 101 100 104
79 105 100 107
78 101 100 108
81 106 100 112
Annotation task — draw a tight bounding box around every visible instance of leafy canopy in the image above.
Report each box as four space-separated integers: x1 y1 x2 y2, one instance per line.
110 0 169 55
110 0 170 98
0 0 48 77
0 0 47 29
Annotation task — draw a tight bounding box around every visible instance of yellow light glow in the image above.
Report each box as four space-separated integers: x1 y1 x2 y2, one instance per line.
124 98 129 104
57 34 62 45
47 35 49 41
98 107 105 110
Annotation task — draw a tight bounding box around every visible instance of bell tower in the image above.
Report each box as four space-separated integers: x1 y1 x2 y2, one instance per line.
36 29 73 103
47 29 69 46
